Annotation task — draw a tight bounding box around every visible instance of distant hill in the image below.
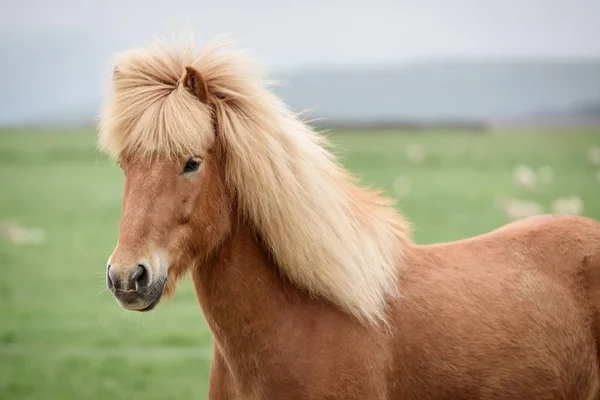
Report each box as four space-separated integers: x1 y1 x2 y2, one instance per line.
493 98 600 129
272 60 600 127
2 52 600 128
0 32 114 127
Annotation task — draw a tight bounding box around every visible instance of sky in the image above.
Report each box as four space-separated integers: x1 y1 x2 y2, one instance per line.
2 0 600 68
1 0 600 124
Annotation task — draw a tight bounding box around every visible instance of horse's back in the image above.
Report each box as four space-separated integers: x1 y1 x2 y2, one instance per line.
390 214 600 399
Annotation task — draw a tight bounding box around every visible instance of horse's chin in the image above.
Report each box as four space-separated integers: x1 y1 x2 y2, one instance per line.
134 293 162 312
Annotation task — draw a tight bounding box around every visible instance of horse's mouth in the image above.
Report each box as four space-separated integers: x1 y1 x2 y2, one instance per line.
136 293 162 312
112 281 165 312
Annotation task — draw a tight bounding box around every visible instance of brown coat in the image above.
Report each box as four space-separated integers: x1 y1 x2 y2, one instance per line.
198 214 600 399
99 36 600 399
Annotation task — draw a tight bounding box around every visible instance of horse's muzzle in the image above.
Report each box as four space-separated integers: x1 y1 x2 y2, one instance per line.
107 263 165 311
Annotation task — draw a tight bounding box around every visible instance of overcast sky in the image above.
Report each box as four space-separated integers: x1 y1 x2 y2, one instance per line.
1 0 600 124
2 0 600 69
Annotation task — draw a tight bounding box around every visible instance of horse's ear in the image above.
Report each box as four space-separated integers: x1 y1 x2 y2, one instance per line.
183 66 209 104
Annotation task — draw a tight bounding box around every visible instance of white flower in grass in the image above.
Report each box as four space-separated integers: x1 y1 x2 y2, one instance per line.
513 165 536 188
405 144 425 164
0 220 46 245
588 147 600 166
552 196 584 216
393 176 412 197
538 166 554 184
506 200 544 220
495 196 543 220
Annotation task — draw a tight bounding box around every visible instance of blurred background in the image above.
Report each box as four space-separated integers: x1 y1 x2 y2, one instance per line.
1 1 600 399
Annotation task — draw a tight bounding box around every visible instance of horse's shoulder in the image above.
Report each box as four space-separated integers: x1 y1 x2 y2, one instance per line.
493 214 600 241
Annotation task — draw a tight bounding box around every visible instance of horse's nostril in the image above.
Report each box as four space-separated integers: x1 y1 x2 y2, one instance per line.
131 264 149 291
106 264 114 290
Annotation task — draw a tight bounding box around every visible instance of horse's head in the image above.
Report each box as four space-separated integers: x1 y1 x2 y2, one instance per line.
105 67 230 312
101 37 406 322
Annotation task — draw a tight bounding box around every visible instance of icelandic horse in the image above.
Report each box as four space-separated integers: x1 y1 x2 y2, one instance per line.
99 36 600 399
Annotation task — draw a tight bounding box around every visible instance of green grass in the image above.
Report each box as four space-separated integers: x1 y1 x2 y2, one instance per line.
1 126 600 399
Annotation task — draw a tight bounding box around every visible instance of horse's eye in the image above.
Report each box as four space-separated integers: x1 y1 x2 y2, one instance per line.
183 158 201 174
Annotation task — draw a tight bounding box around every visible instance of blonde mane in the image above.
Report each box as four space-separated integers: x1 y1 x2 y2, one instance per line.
99 35 411 324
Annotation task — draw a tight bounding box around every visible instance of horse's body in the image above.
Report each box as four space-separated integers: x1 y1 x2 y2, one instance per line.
98 36 600 399
196 212 600 400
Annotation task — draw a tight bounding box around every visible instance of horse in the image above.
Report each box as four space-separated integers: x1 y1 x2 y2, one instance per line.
98 35 600 399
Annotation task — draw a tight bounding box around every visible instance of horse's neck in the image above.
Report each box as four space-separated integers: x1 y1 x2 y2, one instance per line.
190 219 296 374
190 218 373 389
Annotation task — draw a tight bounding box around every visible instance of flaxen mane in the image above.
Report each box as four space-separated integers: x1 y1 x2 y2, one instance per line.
99 35 410 323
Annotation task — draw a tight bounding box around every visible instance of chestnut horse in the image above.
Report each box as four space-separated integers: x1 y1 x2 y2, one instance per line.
99 36 600 399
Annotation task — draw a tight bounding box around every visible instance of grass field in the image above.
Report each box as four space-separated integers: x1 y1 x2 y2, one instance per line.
2 126 600 399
